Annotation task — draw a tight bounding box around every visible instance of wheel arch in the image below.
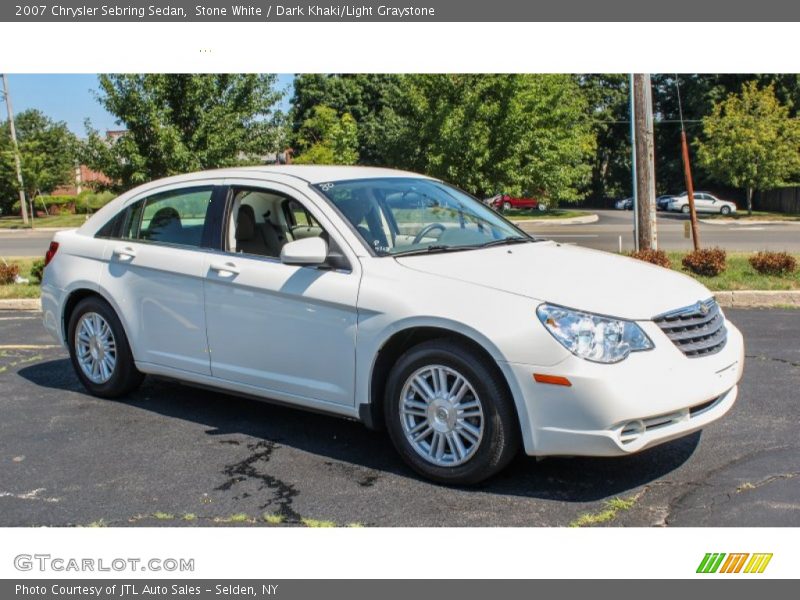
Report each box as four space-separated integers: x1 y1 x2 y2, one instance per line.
61 287 136 358
362 324 523 439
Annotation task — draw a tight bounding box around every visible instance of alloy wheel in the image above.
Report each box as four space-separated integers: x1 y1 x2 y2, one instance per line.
399 365 485 467
75 312 117 384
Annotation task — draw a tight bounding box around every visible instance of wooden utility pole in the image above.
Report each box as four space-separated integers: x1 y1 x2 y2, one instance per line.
675 75 700 250
632 74 656 250
680 131 701 250
2 74 29 226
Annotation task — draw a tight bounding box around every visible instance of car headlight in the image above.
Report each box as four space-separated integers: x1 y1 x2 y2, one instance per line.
536 304 654 363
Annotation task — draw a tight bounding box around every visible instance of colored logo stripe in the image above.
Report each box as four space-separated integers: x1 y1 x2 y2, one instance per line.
697 553 726 573
744 553 773 574
720 553 749 573
697 553 773 574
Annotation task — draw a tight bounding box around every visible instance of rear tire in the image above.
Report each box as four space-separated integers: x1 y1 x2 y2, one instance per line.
67 296 143 398
384 339 520 485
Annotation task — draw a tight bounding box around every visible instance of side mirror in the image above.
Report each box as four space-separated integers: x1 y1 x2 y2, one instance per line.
280 237 328 266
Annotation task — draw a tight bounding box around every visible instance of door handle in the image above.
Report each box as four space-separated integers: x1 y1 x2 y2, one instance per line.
209 261 240 276
112 246 136 261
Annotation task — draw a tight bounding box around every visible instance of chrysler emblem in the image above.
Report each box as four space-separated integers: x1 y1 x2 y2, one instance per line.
698 302 709 316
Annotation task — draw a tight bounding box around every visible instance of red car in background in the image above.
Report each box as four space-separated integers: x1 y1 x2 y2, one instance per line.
487 193 546 212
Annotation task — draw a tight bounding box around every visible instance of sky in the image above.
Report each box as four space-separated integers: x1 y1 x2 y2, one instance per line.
3 73 296 136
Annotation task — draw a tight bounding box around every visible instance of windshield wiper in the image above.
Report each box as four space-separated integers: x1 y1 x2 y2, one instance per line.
392 244 471 257
392 237 536 257
476 237 536 248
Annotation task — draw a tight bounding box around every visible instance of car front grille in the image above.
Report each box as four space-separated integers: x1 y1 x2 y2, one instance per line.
654 298 727 358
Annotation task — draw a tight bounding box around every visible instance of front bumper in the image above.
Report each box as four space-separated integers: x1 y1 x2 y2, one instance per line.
504 319 744 457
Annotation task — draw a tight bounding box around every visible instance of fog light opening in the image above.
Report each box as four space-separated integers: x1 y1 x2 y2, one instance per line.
619 420 645 445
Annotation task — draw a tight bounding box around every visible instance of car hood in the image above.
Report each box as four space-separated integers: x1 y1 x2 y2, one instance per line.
394 241 713 320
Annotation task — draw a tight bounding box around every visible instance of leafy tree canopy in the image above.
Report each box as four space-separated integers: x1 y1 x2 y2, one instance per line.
0 109 79 212
83 74 284 189
696 81 800 212
293 105 359 165
393 74 596 202
291 74 404 165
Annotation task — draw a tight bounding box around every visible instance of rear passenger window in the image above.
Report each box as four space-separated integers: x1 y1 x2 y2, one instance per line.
122 187 213 247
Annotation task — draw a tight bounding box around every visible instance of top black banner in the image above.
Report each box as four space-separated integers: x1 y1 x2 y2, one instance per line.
3 0 799 22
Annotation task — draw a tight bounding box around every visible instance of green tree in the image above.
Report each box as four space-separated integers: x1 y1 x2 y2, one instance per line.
0 109 79 213
578 74 632 200
291 74 404 165
293 106 359 165
696 82 800 214
83 74 284 190
391 74 596 202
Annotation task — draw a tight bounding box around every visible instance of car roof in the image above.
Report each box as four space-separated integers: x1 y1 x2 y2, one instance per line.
140 165 436 187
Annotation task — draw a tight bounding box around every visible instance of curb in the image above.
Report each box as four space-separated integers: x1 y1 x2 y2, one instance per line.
714 290 800 309
512 214 599 226
699 218 800 226
0 298 41 311
0 227 74 233
2 291 798 312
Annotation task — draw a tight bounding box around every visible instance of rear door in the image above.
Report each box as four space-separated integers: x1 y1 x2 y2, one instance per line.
694 193 713 212
98 183 222 375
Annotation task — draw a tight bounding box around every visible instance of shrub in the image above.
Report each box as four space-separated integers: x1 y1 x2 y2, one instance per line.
43 195 77 215
13 195 78 215
681 247 727 277
76 191 116 214
31 259 45 283
0 263 20 284
628 249 671 269
748 251 797 276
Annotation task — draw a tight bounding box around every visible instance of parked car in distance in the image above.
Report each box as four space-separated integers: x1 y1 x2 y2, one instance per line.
667 192 737 215
40 166 744 484
656 195 674 211
490 193 545 212
615 197 633 210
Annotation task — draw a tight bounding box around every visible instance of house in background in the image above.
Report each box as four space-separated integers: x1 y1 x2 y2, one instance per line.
52 164 112 196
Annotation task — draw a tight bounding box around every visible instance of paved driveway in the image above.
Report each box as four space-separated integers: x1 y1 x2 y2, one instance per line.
0 309 798 527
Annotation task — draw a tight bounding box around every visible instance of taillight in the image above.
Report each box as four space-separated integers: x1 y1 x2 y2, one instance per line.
44 241 59 267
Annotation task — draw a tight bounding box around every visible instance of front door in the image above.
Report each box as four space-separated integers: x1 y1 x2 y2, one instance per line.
203 181 361 408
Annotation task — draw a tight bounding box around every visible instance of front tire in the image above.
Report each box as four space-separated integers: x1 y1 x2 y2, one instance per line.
721 205 731 216
681 204 690 214
384 339 520 485
503 201 512 212
67 296 143 398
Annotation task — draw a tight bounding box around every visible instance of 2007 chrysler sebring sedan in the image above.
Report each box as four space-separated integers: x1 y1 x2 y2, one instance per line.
41 166 744 484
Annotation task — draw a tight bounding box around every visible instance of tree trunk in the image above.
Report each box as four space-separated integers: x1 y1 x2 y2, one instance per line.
747 187 753 215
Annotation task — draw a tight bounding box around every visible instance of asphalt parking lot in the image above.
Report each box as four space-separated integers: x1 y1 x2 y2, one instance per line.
1 308 798 527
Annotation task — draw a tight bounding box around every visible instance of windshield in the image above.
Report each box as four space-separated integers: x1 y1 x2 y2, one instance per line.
312 177 530 256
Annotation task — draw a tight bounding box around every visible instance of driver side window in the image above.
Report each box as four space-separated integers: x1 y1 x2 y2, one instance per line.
227 188 327 259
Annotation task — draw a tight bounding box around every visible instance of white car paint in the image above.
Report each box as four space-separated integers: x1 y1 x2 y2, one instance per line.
41 165 744 462
667 192 738 214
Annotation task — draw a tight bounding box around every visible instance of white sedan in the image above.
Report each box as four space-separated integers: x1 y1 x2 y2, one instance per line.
40 166 744 484
667 192 738 215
